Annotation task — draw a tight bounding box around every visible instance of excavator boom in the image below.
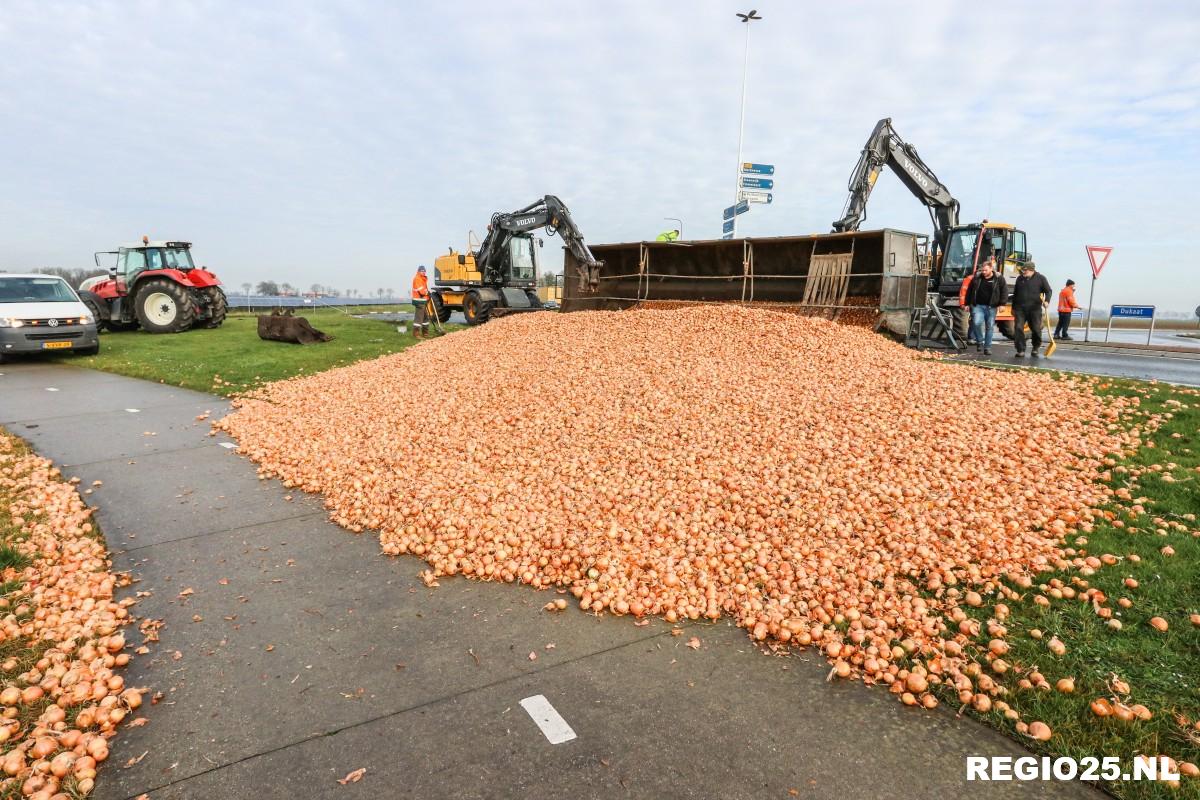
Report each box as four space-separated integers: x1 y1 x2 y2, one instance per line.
832 118 960 257
476 195 602 292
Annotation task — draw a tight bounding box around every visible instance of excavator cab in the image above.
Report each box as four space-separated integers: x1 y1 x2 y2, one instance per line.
504 235 539 287
940 224 1028 284
939 222 1030 340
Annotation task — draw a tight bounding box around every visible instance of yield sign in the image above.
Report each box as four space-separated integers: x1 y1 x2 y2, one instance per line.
1086 245 1112 279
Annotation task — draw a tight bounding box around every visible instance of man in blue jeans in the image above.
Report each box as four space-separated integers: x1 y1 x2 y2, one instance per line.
965 257 1006 355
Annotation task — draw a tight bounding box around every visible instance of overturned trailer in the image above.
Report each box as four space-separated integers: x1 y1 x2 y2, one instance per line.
562 229 930 335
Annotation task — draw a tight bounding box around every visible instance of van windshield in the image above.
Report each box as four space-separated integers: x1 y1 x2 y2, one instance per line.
0 277 77 303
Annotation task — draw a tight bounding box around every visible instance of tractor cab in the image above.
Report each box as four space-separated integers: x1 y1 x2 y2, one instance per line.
101 242 196 294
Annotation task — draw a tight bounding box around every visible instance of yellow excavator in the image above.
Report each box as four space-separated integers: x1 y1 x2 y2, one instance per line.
430 195 601 325
833 118 1033 340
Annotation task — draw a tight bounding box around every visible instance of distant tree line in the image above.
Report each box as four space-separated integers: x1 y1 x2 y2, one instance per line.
36 267 106 289
244 282 397 298
5 267 400 300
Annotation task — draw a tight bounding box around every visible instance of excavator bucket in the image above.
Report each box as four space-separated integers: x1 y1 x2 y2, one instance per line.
257 309 334 344
561 229 928 336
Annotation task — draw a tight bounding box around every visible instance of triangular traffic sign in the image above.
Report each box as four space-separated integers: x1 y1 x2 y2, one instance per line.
1086 245 1112 279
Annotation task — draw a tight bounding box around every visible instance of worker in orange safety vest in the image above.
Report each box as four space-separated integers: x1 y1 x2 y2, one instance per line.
1054 279 1080 340
411 265 431 339
958 267 975 345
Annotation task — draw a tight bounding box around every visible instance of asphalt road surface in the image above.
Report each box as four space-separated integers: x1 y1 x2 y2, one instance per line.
1075 326 1200 350
949 339 1200 386
0 361 1104 800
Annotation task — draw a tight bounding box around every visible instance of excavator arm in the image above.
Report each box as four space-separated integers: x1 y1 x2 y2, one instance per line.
476 195 603 292
832 118 960 256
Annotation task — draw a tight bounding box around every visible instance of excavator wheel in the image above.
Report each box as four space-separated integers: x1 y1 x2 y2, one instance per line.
199 286 228 329
463 291 493 326
431 293 452 324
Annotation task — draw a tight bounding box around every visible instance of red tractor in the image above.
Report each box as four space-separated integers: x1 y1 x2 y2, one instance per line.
80 238 227 333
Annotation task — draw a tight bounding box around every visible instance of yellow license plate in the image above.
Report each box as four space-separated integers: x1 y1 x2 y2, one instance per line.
42 341 73 350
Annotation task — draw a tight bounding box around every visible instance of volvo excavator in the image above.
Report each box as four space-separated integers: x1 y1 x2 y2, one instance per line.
833 118 1032 339
431 195 602 325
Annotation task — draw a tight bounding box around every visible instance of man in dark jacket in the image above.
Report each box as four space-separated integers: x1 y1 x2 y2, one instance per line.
965 256 1006 355
1011 261 1053 358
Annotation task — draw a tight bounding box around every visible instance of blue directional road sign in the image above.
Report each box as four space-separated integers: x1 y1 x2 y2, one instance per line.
740 176 774 190
1110 305 1154 319
741 162 775 176
721 233 734 240
722 199 750 221
722 219 735 234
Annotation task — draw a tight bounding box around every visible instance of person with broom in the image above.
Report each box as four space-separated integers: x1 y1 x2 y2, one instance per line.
411 265 431 339
1011 261 1053 359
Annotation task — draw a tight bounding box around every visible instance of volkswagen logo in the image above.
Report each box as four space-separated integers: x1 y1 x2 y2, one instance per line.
48 318 59 327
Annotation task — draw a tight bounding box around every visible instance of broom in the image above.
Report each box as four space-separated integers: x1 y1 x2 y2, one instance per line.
1042 303 1056 357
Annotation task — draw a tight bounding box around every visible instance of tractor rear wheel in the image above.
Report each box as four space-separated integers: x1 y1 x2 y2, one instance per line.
200 286 228 328
463 291 493 325
134 279 196 333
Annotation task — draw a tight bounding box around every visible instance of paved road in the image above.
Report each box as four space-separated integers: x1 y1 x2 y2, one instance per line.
1077 326 1200 350
0 362 1102 800
949 340 1200 386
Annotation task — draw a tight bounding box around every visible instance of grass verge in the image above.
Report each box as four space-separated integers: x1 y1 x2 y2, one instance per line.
938 371 1199 798
65 307 460 396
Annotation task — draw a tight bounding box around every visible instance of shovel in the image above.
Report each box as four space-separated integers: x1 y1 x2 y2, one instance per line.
1042 303 1056 357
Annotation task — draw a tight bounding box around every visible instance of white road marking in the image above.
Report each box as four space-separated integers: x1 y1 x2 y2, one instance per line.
125 408 140 413
45 387 59 392
219 442 237 449
519 695 576 744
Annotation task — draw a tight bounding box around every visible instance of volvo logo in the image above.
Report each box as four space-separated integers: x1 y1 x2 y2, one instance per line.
48 318 59 327
900 157 930 189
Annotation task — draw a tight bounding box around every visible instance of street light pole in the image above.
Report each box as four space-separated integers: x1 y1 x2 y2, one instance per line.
731 10 761 238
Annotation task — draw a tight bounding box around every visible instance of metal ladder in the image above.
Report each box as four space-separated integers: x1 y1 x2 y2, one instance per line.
907 292 965 350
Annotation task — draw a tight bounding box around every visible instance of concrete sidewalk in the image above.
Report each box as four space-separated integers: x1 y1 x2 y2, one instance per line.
0 361 1102 800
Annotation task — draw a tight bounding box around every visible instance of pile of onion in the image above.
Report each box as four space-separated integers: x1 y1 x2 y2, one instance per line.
0 432 143 797
216 308 1189 751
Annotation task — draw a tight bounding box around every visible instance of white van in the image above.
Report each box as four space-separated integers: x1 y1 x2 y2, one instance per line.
0 274 101 363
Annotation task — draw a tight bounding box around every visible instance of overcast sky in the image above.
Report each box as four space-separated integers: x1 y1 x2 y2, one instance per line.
2 1 1197 311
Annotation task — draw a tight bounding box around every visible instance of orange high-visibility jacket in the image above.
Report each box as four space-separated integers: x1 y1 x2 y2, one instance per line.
1058 286 1078 313
412 272 429 301
958 272 973 307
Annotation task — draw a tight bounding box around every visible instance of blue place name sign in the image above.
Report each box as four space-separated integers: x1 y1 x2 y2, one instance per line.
739 176 774 190
740 162 775 176
722 219 735 234
1110 305 1154 319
